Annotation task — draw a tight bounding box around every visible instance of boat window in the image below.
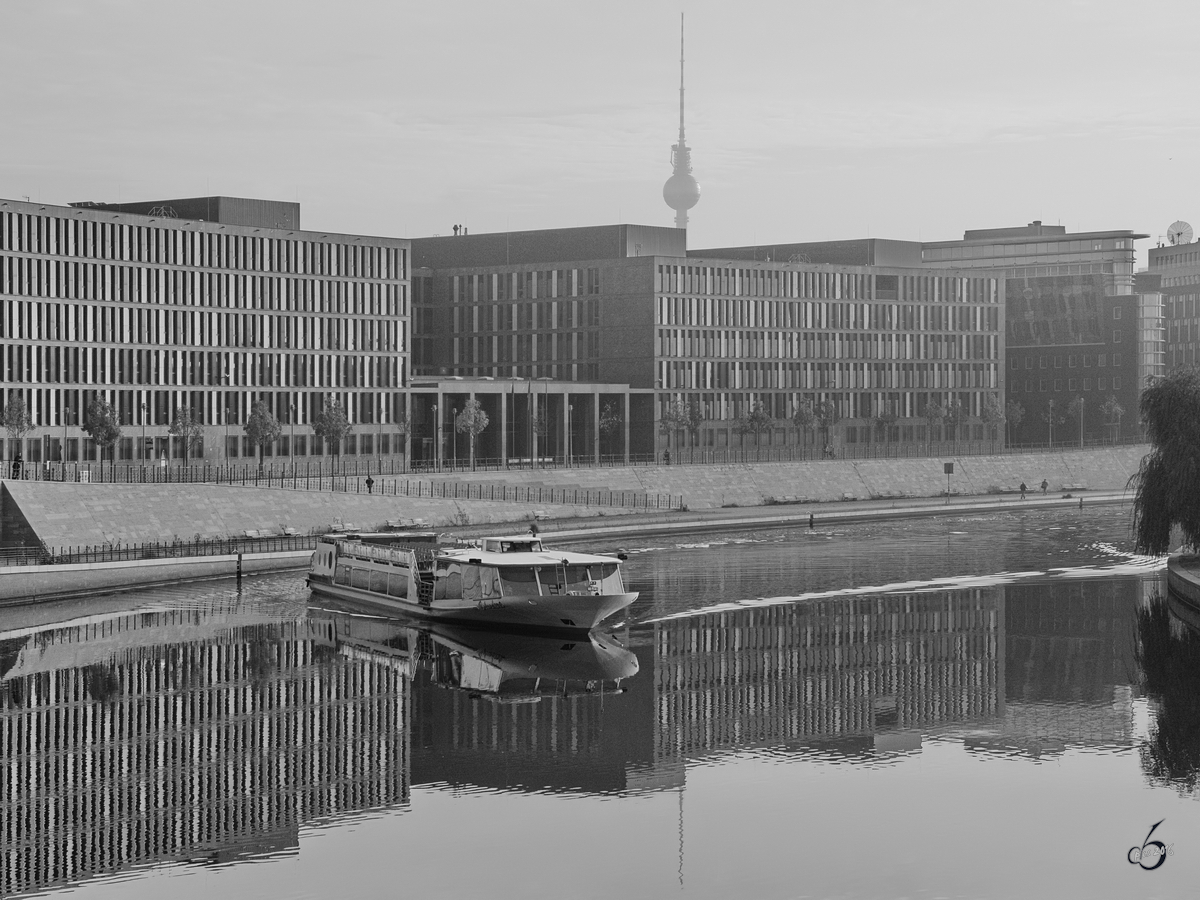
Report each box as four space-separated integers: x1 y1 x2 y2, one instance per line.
370 570 388 593
387 572 408 597
462 564 500 601
352 568 371 590
335 565 352 586
436 563 462 600
499 567 539 594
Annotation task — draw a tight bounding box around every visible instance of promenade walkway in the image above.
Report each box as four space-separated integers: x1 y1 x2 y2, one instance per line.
538 489 1133 544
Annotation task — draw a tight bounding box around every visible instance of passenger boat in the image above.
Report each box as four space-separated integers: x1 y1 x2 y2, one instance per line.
306 531 638 633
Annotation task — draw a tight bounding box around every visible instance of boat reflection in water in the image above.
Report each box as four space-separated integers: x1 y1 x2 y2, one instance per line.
308 599 640 703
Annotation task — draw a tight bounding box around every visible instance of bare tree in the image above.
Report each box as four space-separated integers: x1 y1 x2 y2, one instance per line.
168 407 205 465
944 399 967 451
1099 395 1124 444
312 399 351 465
792 399 816 448
2 394 33 467
814 399 840 451
599 400 623 457
1004 399 1025 446
981 392 1005 451
454 399 489 470
246 401 283 469
923 400 945 454
82 396 122 477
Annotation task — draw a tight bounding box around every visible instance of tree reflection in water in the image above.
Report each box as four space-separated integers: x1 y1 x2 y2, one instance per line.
1136 594 1200 792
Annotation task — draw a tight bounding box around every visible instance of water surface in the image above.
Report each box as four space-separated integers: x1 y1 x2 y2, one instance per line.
3 504 1197 899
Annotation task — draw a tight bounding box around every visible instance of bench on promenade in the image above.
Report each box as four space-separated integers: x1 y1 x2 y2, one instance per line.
1061 482 1090 491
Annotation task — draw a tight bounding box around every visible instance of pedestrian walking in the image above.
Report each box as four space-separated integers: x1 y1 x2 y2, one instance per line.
1019 482 1027 500
365 475 375 494
529 520 539 537
1040 479 1048 495
1079 497 1083 511
809 513 815 530
663 448 671 465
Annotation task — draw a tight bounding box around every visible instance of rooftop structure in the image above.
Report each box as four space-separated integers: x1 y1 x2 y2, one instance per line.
68 195 300 230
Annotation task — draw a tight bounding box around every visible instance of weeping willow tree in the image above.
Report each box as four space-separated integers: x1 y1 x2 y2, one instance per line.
1133 368 1200 554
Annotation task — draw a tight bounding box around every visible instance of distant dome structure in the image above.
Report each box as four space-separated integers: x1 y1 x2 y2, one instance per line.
663 14 699 230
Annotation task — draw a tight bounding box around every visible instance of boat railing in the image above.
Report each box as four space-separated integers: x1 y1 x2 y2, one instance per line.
339 539 434 566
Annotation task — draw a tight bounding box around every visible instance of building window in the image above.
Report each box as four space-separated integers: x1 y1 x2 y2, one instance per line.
1054 379 1063 391
1113 330 1121 343
1113 376 1122 390
1113 307 1122 319
1054 356 1063 368
1069 378 1077 391
1098 354 1106 367
1069 355 1077 367
1040 380 1047 392
1112 352 1121 366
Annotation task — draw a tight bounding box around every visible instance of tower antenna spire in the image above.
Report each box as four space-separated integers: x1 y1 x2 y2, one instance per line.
678 13 686 143
663 12 700 230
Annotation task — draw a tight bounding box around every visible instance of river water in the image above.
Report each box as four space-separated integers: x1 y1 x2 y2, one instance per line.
3 504 1198 899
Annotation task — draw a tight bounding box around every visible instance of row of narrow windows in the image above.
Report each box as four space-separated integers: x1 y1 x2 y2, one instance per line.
0 211 407 279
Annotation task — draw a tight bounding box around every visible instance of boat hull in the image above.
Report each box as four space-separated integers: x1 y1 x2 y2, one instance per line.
307 574 635 634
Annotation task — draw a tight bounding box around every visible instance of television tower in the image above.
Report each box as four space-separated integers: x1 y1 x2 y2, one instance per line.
662 13 699 230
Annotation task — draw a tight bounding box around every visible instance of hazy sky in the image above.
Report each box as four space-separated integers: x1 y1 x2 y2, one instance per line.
2 0 1197 259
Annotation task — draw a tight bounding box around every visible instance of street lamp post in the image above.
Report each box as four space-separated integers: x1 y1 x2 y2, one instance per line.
567 403 573 467
140 402 147 478
1078 396 1084 449
1048 399 1054 450
224 407 230 469
432 403 439 471
451 407 457 470
377 397 383 470
62 406 69 481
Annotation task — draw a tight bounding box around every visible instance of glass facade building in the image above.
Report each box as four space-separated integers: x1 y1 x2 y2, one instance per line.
412 227 1002 456
921 221 1158 444
0 197 410 465
1148 240 1200 371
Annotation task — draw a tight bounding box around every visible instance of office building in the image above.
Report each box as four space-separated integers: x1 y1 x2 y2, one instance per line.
1147 228 1200 371
921 221 1161 443
0 196 410 466
413 226 1004 458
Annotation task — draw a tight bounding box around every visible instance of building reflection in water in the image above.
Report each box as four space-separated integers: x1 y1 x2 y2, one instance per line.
0 573 1172 897
0 600 410 898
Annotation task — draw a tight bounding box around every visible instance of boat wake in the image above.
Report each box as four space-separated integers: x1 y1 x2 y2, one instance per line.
640 555 1165 624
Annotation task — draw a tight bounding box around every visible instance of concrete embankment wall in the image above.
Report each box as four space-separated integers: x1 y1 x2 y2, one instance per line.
0 481 638 550
392 445 1148 510
0 446 1146 550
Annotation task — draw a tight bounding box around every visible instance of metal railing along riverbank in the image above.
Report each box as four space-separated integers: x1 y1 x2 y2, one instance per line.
0 534 319 568
3 463 683 511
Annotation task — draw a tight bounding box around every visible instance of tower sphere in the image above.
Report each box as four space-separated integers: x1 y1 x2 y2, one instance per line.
663 171 700 211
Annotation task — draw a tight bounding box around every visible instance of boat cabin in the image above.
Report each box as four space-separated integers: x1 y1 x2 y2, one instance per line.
479 537 544 553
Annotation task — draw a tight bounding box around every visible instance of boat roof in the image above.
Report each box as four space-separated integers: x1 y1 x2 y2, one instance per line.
439 546 622 567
